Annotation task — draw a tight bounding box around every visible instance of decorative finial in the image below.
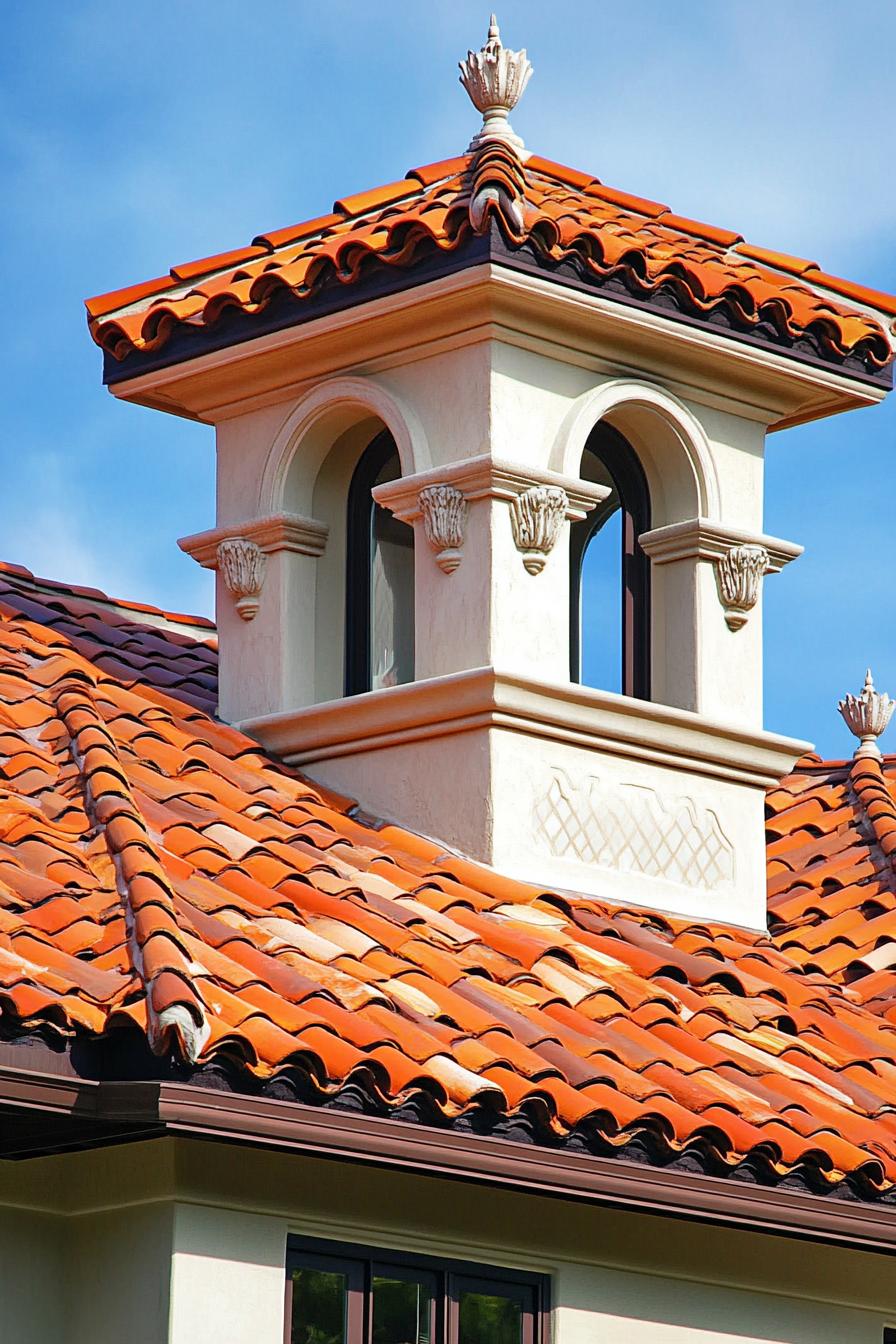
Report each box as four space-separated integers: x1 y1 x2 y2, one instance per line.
838 668 894 758
459 15 533 154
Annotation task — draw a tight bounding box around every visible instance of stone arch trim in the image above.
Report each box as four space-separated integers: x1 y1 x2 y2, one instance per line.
258 375 430 515
551 379 722 521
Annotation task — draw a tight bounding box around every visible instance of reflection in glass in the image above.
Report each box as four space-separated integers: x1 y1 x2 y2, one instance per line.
458 1291 523 1344
571 442 624 693
580 499 622 694
291 1267 347 1344
373 1274 435 1344
370 452 415 690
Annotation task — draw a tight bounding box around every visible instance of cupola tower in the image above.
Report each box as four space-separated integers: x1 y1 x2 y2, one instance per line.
87 18 896 929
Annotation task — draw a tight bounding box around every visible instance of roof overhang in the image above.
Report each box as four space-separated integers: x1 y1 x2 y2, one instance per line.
102 227 891 432
2 1061 895 1256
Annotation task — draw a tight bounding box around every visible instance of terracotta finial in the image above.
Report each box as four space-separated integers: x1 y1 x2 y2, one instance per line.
838 668 894 758
459 15 533 154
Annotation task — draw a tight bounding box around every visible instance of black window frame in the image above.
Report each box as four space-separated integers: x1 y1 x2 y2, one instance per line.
344 428 413 698
285 1235 550 1344
570 421 651 700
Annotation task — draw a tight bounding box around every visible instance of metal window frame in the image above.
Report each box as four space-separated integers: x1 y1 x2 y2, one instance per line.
569 420 652 700
285 1235 549 1344
344 428 402 698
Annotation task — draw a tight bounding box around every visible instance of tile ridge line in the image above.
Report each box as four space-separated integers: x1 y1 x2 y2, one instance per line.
849 753 896 877
51 669 209 1064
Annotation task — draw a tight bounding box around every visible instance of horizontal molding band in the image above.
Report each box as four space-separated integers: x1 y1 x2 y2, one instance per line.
1 1065 894 1256
241 668 808 789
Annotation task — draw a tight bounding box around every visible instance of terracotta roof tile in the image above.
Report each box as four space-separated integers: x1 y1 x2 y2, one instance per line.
87 147 895 380
2 563 896 1197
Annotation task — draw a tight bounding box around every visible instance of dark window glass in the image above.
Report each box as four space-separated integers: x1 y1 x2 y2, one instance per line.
458 1290 523 1344
345 430 415 696
370 453 415 691
289 1267 347 1344
570 423 651 700
286 1240 545 1344
373 1270 436 1344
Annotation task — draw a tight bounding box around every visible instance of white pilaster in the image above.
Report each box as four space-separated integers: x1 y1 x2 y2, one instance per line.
169 1203 286 1344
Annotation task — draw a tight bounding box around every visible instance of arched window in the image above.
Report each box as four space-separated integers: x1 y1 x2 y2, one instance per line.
570 423 651 699
344 429 415 696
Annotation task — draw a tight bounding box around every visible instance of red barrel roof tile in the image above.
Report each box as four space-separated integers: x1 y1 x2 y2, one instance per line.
1 562 896 1197
86 151 895 378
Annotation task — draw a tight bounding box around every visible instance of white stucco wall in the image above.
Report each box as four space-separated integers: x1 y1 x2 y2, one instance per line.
0 1207 65 1343
0 1139 892 1344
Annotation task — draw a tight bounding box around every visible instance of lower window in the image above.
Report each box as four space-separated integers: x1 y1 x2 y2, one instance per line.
285 1237 547 1344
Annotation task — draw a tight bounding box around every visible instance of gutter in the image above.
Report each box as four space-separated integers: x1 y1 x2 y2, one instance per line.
2 1066 894 1255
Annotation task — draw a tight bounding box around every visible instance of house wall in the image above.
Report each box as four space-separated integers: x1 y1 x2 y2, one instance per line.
0 1206 65 1342
0 1138 893 1343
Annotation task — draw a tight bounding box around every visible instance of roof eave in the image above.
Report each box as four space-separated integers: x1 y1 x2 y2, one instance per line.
3 1064 895 1255
100 229 892 433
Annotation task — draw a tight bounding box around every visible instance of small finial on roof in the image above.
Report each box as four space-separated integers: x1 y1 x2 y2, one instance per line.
838 668 895 759
459 14 533 155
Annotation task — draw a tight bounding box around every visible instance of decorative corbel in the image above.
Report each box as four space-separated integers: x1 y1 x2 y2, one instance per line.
418 484 468 574
839 669 895 759
374 458 606 580
509 485 569 575
714 545 770 631
178 512 329 623
639 518 802 632
216 538 266 622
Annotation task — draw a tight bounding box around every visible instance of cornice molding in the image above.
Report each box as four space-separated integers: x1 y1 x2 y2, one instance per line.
639 517 802 572
240 667 807 790
179 512 329 568
106 258 889 432
2 1065 895 1257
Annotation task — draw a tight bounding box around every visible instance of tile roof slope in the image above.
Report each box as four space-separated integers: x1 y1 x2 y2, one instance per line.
86 150 896 378
768 749 896 1022
2 564 896 1199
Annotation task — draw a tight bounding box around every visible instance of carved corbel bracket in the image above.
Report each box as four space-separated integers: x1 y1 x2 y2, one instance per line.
639 517 802 631
178 511 329 621
509 485 568 574
714 545 769 630
216 538 266 622
375 455 608 577
418 484 468 574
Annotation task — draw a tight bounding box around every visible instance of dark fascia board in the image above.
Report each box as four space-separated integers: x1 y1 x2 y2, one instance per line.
2 1065 895 1256
101 224 893 393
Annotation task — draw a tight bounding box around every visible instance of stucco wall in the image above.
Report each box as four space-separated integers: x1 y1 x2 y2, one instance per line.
0 1138 893 1343
65 1203 173 1344
0 1206 64 1343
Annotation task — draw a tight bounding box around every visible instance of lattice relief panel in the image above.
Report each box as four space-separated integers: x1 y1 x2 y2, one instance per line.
533 769 735 890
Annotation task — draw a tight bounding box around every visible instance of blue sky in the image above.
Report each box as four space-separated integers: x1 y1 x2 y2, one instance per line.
1 2 894 756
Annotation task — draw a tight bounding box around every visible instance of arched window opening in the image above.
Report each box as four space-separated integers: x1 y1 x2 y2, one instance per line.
570 423 651 699
345 429 415 696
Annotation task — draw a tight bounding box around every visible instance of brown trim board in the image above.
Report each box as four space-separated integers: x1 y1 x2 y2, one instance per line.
2 1065 895 1255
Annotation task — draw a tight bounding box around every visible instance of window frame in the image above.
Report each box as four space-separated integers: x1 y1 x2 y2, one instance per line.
570 421 651 700
344 428 413 698
285 1235 550 1344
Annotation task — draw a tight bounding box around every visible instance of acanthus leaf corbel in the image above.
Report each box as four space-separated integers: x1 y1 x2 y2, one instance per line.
509 484 568 575
639 517 802 631
216 537 266 622
714 544 769 631
418 483 468 574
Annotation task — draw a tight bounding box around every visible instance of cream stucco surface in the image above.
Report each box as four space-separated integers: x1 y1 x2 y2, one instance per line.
171 276 827 926
0 1138 893 1343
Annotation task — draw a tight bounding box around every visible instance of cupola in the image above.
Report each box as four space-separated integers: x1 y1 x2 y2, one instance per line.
86 18 896 930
